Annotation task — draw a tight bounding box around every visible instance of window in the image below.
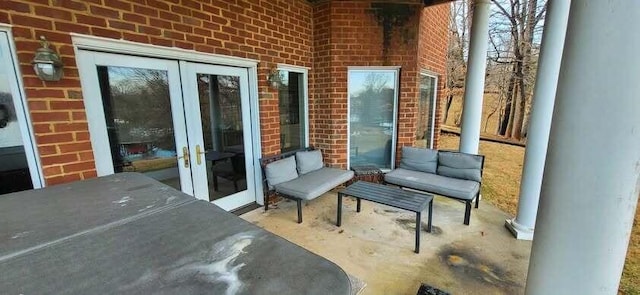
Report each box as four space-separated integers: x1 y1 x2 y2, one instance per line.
416 72 438 148
348 67 399 170
278 65 308 153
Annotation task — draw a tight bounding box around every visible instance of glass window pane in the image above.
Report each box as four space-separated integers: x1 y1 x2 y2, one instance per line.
348 70 397 169
416 74 437 148
0 41 33 194
279 71 306 152
97 66 180 190
198 74 247 201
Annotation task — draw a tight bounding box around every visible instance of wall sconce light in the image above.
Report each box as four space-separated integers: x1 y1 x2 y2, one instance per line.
31 36 63 81
266 67 282 89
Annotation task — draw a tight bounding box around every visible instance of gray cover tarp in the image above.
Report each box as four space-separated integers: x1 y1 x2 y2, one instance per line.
0 173 350 295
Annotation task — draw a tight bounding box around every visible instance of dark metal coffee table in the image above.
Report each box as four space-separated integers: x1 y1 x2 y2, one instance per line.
337 181 433 253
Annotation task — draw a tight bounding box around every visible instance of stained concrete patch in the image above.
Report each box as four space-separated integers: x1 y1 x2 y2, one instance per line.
437 245 522 293
395 218 443 235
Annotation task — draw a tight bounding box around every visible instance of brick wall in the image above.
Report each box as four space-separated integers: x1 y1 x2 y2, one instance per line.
311 1 439 169
1 0 449 186
2 0 313 184
418 3 450 149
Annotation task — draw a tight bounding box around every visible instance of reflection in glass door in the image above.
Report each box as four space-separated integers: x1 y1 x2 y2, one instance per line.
0 31 42 194
182 62 255 211
77 51 193 194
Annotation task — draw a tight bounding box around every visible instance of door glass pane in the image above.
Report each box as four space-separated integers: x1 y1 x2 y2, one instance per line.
348 70 397 170
198 74 247 201
279 71 306 152
0 42 33 194
97 66 180 190
416 74 437 148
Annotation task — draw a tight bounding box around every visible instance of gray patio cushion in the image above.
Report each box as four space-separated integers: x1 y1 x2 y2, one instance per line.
385 168 480 200
399 146 438 173
275 167 354 200
436 151 483 182
265 156 298 189
296 150 324 174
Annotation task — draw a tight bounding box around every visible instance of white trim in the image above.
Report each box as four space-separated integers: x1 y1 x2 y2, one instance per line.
346 67 400 171
277 64 310 71
248 65 264 205
71 34 258 68
276 64 310 149
348 66 401 70
0 26 45 188
419 71 438 149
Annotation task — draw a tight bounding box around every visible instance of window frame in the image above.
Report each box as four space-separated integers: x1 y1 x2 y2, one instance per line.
419 70 439 149
346 66 400 171
277 64 309 150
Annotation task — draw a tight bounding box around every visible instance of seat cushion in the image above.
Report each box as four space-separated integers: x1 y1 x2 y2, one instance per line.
265 156 298 190
437 151 483 182
295 150 324 175
399 147 438 174
385 168 479 200
275 167 354 200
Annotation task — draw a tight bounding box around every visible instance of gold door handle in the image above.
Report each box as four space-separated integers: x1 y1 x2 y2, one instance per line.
196 145 206 165
177 146 190 168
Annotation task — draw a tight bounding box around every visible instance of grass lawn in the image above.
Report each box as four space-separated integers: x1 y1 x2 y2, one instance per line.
438 133 639 294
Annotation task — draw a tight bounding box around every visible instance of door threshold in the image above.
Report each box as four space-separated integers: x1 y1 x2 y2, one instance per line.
232 202 260 216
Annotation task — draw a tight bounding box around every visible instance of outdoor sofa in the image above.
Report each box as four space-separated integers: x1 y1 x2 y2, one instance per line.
260 148 354 223
384 147 485 225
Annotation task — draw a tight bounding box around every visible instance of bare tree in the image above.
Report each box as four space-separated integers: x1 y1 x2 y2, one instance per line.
489 0 546 140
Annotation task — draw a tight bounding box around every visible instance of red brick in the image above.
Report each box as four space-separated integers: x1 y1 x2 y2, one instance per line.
76 15 107 26
33 123 53 134
82 170 98 179
11 15 52 30
46 173 82 185
62 161 95 173
5 1 31 13
90 5 120 18
53 122 88 132
103 0 132 11
43 165 63 176
34 6 72 20
123 13 147 24
108 20 136 31
31 111 71 122
41 153 78 165
53 0 87 11
55 21 91 34
91 27 122 39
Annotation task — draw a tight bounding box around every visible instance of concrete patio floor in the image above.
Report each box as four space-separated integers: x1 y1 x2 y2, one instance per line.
241 189 533 295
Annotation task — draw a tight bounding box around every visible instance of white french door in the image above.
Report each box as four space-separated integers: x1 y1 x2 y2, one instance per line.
77 51 256 211
0 29 43 194
180 62 255 210
77 51 194 194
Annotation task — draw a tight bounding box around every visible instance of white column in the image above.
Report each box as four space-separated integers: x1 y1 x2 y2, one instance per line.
458 0 490 154
505 0 571 240
525 1 640 294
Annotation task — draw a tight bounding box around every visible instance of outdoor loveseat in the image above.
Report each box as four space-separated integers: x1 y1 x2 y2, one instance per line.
384 147 485 225
260 148 354 223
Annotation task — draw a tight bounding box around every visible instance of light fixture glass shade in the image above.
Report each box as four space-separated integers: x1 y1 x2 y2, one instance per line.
31 36 63 81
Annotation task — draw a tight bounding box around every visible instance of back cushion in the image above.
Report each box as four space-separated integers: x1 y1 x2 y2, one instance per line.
437 151 483 182
399 147 438 174
295 150 324 175
265 156 298 189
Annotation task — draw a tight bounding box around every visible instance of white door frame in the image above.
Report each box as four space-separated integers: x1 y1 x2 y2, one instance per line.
72 34 265 206
0 24 44 188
